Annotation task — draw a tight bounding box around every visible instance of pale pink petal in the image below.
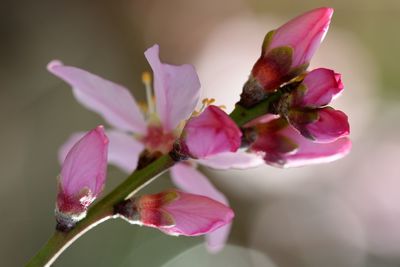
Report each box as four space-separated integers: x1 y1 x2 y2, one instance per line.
306 107 350 143
205 223 233 253
182 105 242 158
300 68 344 107
171 163 231 252
144 44 201 131
107 130 144 173
170 163 227 209
269 7 334 67
48 60 147 134
198 151 264 170
57 126 108 216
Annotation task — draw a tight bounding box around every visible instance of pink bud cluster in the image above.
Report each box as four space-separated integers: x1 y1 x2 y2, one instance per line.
241 7 351 167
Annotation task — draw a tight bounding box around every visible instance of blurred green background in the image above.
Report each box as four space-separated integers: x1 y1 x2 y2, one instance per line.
1 0 400 266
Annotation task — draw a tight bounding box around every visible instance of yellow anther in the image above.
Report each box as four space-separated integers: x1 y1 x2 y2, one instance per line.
142 71 152 85
138 101 149 113
142 71 155 115
191 110 200 117
218 105 227 110
201 98 216 106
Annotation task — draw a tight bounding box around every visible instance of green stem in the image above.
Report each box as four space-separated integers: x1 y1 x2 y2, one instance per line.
26 93 279 267
26 154 175 267
230 92 281 126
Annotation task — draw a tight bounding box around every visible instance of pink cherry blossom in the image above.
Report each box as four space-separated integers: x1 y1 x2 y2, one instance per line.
251 7 333 92
56 126 108 224
49 44 200 170
247 116 351 168
118 189 234 237
50 44 259 250
181 105 242 159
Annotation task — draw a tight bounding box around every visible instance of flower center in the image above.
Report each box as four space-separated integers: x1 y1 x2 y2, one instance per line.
141 125 176 154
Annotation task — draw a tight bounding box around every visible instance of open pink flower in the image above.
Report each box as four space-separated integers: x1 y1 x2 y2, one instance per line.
251 7 333 92
284 68 349 143
49 44 200 172
246 115 351 168
181 105 242 159
117 189 234 237
49 44 260 251
56 125 108 229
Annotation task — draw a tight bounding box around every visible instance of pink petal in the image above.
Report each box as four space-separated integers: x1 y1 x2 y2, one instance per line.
107 130 144 173
159 190 234 236
171 163 231 252
249 118 351 168
300 68 344 107
278 125 351 168
268 7 333 67
129 189 233 237
58 132 85 164
182 105 242 158
144 44 201 132
198 151 264 170
48 60 147 134
59 130 144 174
306 107 350 143
58 126 108 213
170 163 228 211
205 223 233 253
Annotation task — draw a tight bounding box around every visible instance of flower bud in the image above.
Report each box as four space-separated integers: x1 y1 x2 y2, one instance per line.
181 105 242 159
287 107 349 143
240 8 333 106
293 68 343 108
246 116 351 168
115 189 234 236
302 107 349 142
56 126 108 231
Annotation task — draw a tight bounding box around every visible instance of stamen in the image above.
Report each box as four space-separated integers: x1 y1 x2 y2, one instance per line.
192 98 220 117
218 105 227 110
142 71 155 114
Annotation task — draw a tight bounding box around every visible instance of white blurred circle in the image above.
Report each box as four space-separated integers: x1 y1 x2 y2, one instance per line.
162 243 277 267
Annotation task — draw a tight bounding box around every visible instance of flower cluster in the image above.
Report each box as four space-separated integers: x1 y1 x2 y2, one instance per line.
48 6 351 255
241 7 351 168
